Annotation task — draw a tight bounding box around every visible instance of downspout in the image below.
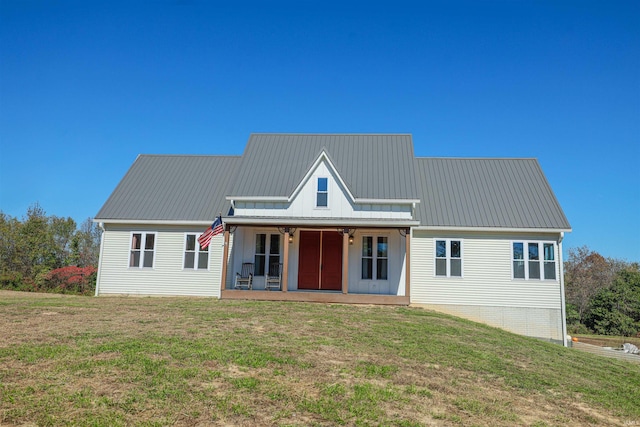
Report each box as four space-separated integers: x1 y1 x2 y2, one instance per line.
94 222 106 297
558 232 568 347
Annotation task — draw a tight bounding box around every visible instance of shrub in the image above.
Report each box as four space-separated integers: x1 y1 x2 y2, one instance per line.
42 266 97 295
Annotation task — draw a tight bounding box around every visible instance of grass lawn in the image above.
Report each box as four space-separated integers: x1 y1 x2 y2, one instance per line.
1 290 639 426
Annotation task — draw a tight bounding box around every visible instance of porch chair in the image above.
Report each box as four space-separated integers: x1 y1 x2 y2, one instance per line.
265 263 283 291
234 262 254 290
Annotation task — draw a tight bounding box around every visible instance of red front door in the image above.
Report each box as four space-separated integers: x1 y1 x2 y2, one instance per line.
297 230 343 290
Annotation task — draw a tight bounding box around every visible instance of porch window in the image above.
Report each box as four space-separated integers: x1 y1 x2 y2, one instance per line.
362 235 388 280
362 236 373 279
316 177 328 207
268 234 280 274
255 233 280 276
512 241 556 280
377 237 388 280
184 233 209 270
130 232 156 268
435 239 462 277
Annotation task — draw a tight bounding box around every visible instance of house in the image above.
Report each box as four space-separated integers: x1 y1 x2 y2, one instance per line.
94 134 571 345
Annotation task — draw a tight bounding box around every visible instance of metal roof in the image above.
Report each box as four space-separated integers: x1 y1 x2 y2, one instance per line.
414 157 571 229
95 135 570 231
228 134 419 200
95 155 240 222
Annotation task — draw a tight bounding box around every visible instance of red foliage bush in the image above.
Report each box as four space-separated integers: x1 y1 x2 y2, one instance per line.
43 266 97 295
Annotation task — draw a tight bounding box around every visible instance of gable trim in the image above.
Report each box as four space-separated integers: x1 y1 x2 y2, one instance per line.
288 149 356 203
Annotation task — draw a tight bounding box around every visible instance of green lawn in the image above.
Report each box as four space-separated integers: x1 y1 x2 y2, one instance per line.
1 290 638 426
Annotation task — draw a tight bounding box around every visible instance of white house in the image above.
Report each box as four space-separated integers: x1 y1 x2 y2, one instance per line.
94 134 571 345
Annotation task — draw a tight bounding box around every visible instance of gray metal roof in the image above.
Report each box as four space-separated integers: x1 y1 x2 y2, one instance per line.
95 135 570 231
228 134 419 200
95 155 240 221
414 158 571 229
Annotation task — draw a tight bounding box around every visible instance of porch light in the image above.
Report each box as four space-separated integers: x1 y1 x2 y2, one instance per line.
277 227 297 243
338 228 356 245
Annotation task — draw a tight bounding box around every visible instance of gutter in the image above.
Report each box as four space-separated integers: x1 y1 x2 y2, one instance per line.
95 222 106 297
558 231 569 347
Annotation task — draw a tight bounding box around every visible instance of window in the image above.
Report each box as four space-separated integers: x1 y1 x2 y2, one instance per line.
376 237 388 280
255 233 280 276
512 241 556 280
184 233 209 270
316 177 328 207
435 239 462 277
362 235 388 280
130 232 155 268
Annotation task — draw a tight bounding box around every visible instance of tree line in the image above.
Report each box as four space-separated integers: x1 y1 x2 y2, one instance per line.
564 246 640 337
0 204 100 295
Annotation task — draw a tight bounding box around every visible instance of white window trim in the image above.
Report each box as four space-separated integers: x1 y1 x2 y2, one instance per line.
182 233 210 271
315 176 329 209
128 232 156 269
511 240 557 281
361 234 389 281
434 238 463 278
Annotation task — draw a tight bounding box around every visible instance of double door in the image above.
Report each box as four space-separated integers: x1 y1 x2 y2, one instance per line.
297 230 342 290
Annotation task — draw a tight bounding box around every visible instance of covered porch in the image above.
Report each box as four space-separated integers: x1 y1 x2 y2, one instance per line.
218 218 414 305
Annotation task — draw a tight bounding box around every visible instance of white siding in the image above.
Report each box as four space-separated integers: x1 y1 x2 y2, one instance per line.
97 224 223 296
233 160 413 220
410 230 564 342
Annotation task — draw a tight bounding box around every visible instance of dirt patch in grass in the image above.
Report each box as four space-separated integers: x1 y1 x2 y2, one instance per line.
1 290 638 426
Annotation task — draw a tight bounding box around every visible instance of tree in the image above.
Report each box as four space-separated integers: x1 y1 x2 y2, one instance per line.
70 218 101 267
585 267 640 336
564 246 622 322
0 204 102 293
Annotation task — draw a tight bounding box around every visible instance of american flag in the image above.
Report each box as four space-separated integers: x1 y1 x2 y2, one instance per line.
198 216 224 249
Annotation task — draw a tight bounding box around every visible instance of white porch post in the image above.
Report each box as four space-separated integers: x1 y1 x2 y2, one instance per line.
220 229 230 291
342 230 349 294
282 230 290 292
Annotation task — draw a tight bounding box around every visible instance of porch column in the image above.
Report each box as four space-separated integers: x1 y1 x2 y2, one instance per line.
342 230 349 294
405 228 410 298
220 229 230 291
282 230 289 292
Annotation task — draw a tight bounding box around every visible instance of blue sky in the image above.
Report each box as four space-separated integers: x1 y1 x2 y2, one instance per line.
1 1 638 261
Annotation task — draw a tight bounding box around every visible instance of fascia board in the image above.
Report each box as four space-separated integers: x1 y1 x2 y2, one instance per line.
414 226 572 234
225 196 289 202
355 198 421 205
225 217 420 227
94 219 213 226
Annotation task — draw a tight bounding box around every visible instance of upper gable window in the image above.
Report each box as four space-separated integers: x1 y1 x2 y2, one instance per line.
316 177 328 207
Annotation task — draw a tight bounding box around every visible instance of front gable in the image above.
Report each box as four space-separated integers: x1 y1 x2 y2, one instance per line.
230 150 417 224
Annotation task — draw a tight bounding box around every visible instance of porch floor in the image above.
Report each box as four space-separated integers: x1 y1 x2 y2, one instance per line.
221 289 409 305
